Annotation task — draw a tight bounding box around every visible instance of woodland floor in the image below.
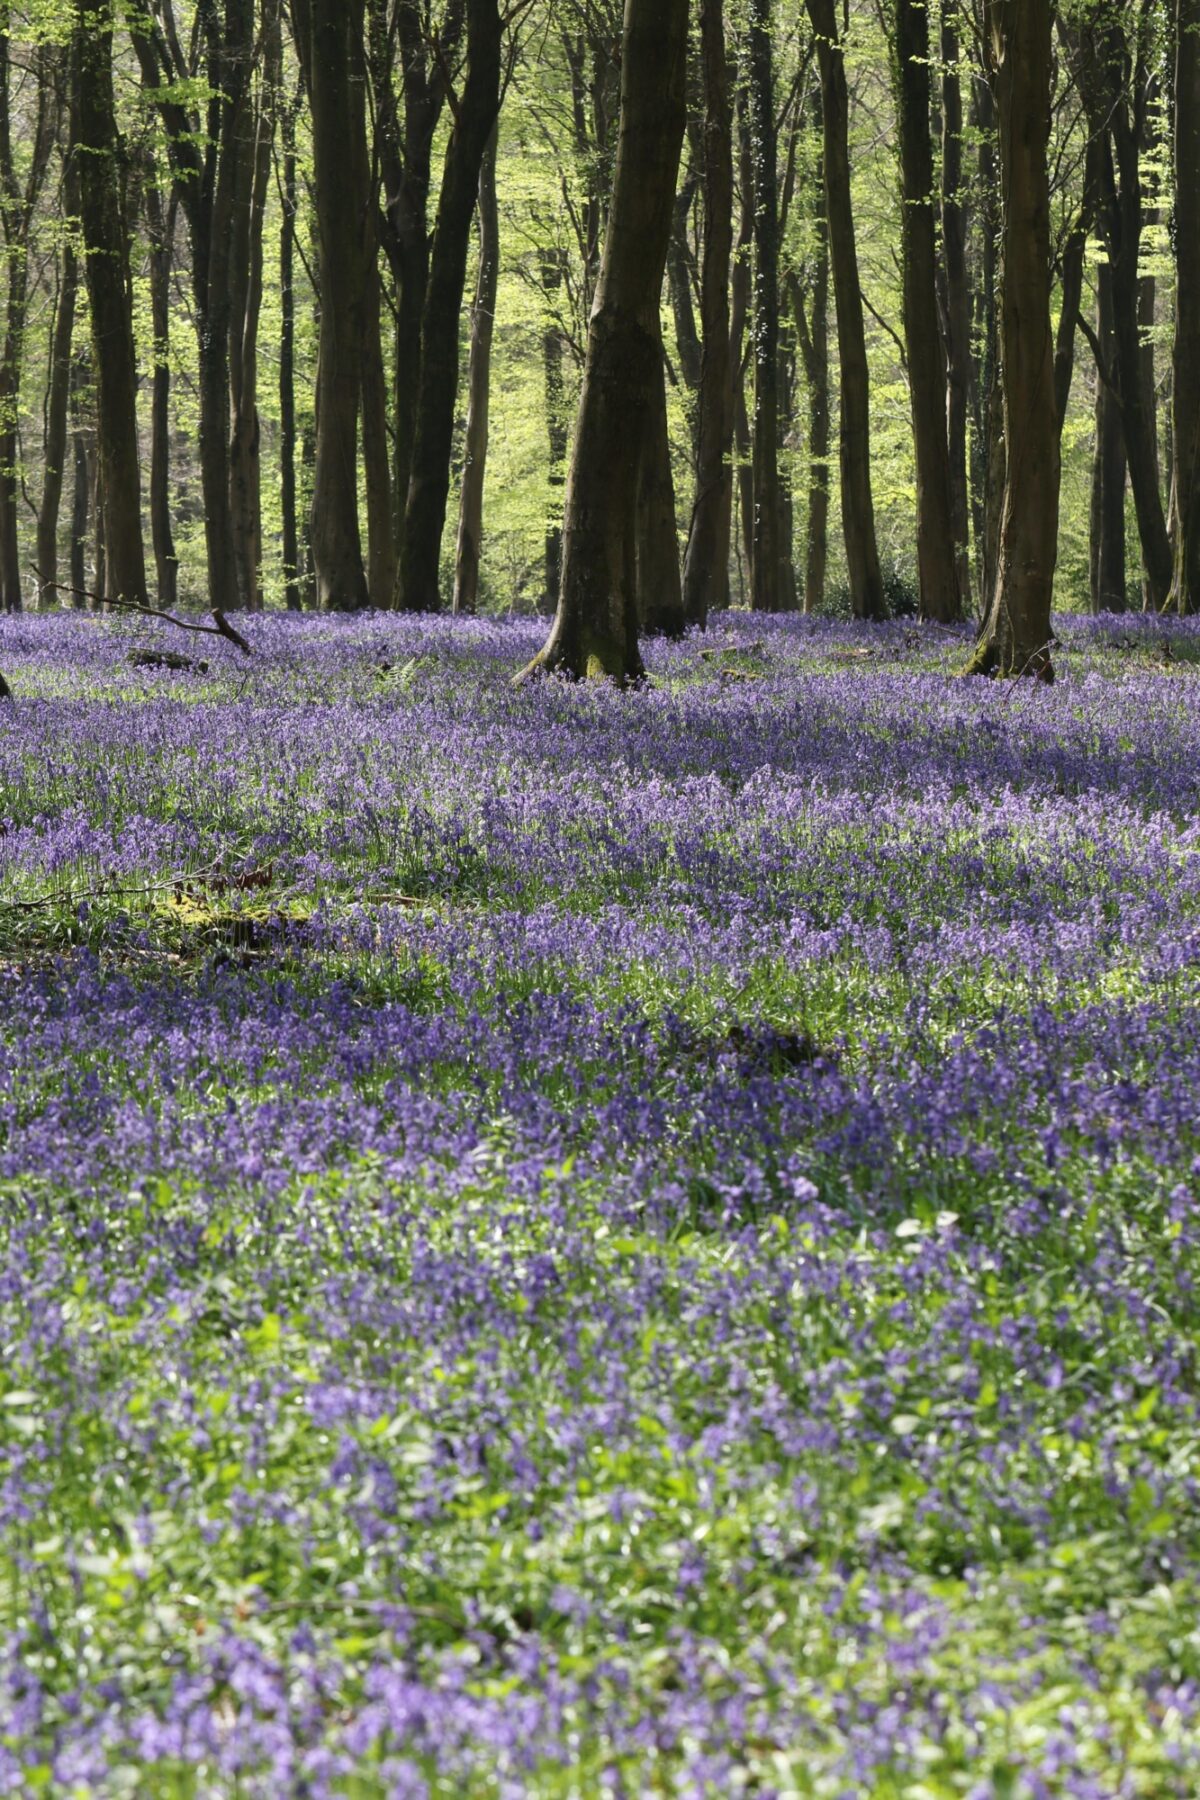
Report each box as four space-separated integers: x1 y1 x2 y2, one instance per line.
0 610 1198 1795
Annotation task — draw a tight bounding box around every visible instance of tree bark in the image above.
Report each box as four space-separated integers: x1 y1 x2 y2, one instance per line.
0 33 52 611
940 2 972 615
69 350 90 606
539 247 568 612
144 178 178 609
398 0 502 613
893 0 961 623
806 0 886 620
453 122 499 616
279 88 301 611
1172 0 1200 613
520 0 688 682
636 355 684 636
74 0 149 609
304 0 371 609
682 0 734 629
1091 262 1127 613
37 217 79 607
748 0 788 612
967 0 1059 678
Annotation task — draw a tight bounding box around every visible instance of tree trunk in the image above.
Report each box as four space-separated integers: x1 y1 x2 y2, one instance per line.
940 2 972 615
967 0 1059 678
682 0 734 629
228 5 277 612
144 179 178 609
0 34 51 612
540 248 568 613
636 355 684 636
1066 18 1173 610
74 0 148 609
453 121 499 617
306 0 371 610
806 0 886 620
69 351 90 606
1091 262 1127 614
969 72 1003 610
520 0 688 682
730 102 754 595
280 90 301 611
748 0 788 612
361 248 394 610
398 0 502 613
1172 0 1200 613
893 0 961 623
667 171 702 460
36 234 78 607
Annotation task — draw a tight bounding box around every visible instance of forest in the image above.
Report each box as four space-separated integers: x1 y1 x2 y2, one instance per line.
0 0 1200 1794
0 0 1192 660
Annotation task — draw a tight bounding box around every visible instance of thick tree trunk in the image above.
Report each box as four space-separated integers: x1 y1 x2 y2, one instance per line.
453 122 500 617
806 0 886 620
306 0 371 610
940 2 972 615
279 93 301 611
682 0 734 629
74 0 148 609
144 180 178 609
520 0 688 682
36 237 78 607
1172 0 1200 614
1091 264 1127 614
967 0 1059 678
398 0 502 613
748 0 788 612
894 0 961 623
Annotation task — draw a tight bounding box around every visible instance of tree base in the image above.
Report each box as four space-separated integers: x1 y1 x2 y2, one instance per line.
962 637 1055 682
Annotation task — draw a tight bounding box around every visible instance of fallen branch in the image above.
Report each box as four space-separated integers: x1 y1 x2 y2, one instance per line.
34 577 253 655
0 860 229 916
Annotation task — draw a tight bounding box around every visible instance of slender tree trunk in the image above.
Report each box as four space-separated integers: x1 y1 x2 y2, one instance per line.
279 91 301 611
37 234 78 606
636 355 684 635
362 249 394 609
893 0 960 622
1172 0 1200 613
69 350 90 605
228 8 277 612
730 102 754 593
306 0 371 610
748 0 787 612
520 0 688 682
453 121 499 616
806 0 886 620
967 0 1059 678
682 0 734 629
144 180 178 609
74 0 148 609
540 248 568 612
399 0 502 613
0 35 51 612
667 171 702 460
1091 263 1127 614
941 2 972 614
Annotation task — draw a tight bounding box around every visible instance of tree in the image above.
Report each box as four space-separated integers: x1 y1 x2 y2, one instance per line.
295 0 372 610
967 0 1059 677
74 0 148 609
806 0 886 621
682 0 734 630
747 0 788 613
1172 0 1200 613
453 122 500 615
398 0 502 612
891 0 961 623
519 0 688 682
